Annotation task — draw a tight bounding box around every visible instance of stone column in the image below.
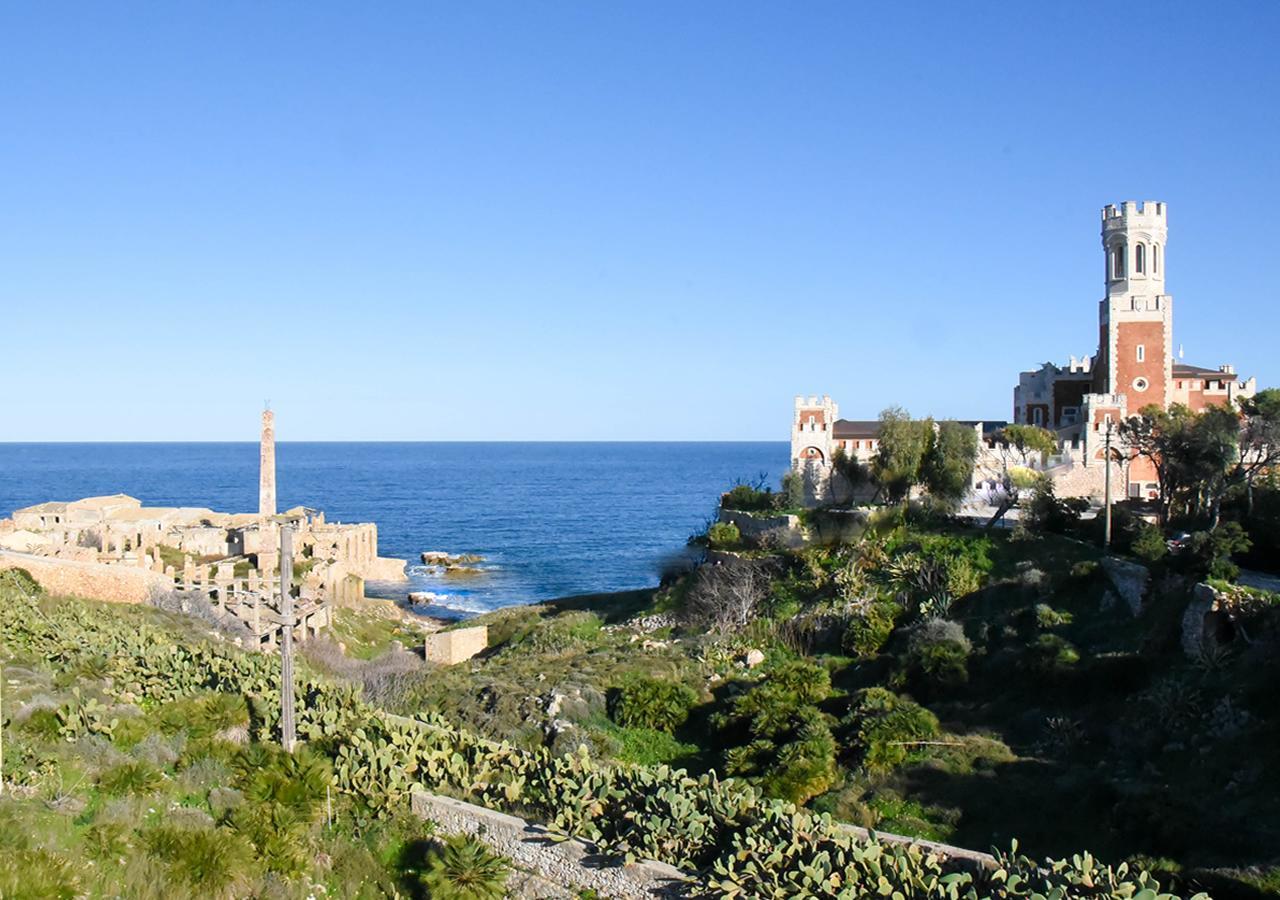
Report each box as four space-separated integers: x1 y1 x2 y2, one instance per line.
260 409 277 518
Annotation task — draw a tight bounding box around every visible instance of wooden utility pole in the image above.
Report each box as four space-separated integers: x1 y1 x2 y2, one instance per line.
279 525 296 753
1103 421 1114 551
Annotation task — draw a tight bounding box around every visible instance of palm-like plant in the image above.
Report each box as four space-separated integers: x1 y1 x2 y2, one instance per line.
419 833 511 900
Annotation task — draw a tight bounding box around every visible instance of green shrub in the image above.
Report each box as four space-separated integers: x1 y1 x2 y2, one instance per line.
99 760 164 796
1023 633 1081 677
142 824 253 898
1132 523 1168 562
901 619 970 693
420 833 511 900
1070 559 1100 579
707 521 742 549
609 676 698 733
0 848 80 900
841 600 900 660
2 567 43 596
518 611 603 654
1034 603 1073 629
840 687 939 773
722 484 781 513
730 706 838 805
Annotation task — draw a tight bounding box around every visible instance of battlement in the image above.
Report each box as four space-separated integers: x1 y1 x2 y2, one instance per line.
795 395 833 409
1102 200 1166 225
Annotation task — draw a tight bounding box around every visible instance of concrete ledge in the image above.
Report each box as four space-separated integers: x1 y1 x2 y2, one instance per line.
409 789 685 898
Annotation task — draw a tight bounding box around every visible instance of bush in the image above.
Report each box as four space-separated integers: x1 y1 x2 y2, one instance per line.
1175 523 1251 581
419 833 511 900
518 611 603 654
1132 523 1168 562
901 619 971 693
707 522 742 549
99 760 164 796
142 824 253 898
609 676 699 733
840 687 939 774
1022 633 1081 677
841 600 901 660
721 484 780 513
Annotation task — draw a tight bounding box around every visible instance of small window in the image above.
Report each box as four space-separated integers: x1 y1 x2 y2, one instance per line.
1112 244 1126 279
1152 244 1160 274
1033 408 1044 426
1136 344 1145 362
1135 243 1145 273
1133 377 1149 392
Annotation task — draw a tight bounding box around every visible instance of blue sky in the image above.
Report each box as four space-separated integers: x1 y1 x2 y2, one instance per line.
2 2 1277 440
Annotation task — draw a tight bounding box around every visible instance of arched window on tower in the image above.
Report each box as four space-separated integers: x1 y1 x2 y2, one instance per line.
1152 244 1160 274
1112 244 1126 279
1135 243 1145 274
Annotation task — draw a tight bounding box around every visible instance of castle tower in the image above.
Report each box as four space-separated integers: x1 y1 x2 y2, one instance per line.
259 409 277 518
1093 201 1173 409
791 395 837 467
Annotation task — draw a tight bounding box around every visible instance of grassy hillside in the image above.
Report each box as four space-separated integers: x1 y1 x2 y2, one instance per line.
402 516 1280 898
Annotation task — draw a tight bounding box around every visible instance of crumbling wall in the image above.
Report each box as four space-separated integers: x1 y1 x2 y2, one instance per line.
0 550 170 604
424 625 488 665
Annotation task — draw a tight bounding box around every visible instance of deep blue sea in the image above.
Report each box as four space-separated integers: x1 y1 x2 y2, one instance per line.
0 443 787 615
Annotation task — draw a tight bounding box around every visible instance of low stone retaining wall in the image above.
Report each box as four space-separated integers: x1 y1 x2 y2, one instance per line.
717 509 805 548
0 550 169 604
409 789 685 898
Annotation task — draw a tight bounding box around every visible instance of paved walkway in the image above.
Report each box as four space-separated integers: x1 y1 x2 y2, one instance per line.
1238 569 1280 593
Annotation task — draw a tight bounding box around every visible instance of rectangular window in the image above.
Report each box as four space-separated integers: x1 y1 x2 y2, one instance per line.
1136 344 1145 362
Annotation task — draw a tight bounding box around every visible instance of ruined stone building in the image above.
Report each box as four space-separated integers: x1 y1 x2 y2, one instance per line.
0 411 407 643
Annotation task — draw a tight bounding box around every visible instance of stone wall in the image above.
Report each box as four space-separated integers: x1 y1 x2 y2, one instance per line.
410 789 685 898
717 509 805 548
364 556 408 581
424 625 488 665
0 550 170 604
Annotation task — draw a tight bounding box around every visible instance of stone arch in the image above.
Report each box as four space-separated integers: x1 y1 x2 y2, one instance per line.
800 446 825 462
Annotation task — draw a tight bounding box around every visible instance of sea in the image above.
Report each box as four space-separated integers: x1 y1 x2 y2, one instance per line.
0 442 788 617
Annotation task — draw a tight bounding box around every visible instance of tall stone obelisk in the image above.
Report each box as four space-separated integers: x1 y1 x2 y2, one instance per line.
259 409 277 518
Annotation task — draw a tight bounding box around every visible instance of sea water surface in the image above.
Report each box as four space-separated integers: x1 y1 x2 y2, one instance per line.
0 443 788 615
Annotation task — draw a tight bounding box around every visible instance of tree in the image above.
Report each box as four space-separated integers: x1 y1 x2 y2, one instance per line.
921 421 979 510
1121 403 1237 527
682 559 771 632
870 407 932 503
978 424 1057 529
1232 388 1280 515
828 444 868 506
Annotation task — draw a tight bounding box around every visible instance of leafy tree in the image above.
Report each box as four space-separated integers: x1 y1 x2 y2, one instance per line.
870 407 932 503
1232 388 1280 515
828 444 868 506
1122 403 1238 527
978 423 1058 529
920 420 979 509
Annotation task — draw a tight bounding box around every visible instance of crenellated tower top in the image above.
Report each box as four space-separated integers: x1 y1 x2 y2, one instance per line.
1102 201 1168 294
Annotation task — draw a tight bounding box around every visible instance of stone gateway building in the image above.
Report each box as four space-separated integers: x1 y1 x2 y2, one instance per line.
794 201 1257 504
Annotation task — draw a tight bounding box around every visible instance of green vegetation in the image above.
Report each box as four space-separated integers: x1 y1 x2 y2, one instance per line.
407 500 1278 897
419 833 510 899
17 430 1280 900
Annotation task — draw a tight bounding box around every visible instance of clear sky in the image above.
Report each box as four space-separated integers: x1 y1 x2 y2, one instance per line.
2 2 1277 441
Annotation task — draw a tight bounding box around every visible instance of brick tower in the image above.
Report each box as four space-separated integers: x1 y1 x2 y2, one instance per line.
1093 201 1173 409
